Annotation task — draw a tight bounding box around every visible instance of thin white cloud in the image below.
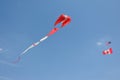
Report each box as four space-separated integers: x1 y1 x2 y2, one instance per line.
96 42 102 46
0 49 8 54
0 48 3 51
96 38 106 46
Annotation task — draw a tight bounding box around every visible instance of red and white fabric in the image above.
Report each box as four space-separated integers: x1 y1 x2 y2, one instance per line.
102 48 113 55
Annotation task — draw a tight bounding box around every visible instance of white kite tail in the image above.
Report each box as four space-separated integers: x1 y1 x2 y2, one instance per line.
20 36 48 56
13 36 48 63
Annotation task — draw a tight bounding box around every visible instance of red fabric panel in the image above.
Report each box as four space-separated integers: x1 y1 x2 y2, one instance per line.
54 14 65 26
61 16 71 27
102 48 113 55
47 28 59 36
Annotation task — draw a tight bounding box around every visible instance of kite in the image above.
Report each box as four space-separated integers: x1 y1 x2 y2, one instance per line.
102 48 113 55
101 41 113 55
106 41 111 46
14 14 71 63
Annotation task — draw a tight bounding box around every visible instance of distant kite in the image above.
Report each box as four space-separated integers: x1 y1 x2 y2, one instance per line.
102 41 113 55
14 14 71 63
102 48 113 55
106 41 111 46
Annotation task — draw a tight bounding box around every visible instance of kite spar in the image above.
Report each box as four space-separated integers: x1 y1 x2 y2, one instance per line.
14 14 71 63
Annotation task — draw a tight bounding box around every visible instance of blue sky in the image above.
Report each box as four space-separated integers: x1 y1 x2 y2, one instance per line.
0 0 120 80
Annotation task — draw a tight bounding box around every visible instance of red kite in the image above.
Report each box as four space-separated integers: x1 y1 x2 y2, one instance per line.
14 14 71 63
102 48 113 55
